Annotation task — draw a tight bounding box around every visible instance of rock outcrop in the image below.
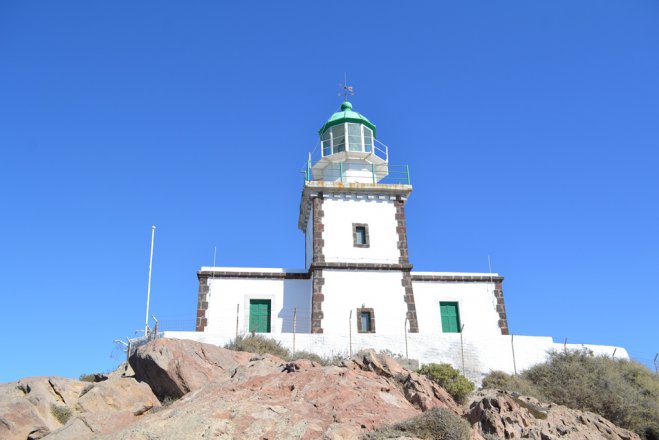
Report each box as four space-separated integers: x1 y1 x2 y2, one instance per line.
467 389 640 440
0 372 159 440
0 339 644 440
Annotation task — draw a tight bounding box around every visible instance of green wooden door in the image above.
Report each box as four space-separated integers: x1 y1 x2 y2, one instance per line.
249 299 271 333
440 302 461 333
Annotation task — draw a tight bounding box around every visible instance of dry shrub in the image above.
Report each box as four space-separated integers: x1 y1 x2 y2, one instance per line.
481 371 540 398
50 404 72 424
286 350 345 366
363 407 471 440
224 335 290 359
482 349 659 440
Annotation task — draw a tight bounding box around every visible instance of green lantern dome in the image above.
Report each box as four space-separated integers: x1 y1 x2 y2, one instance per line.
318 101 377 137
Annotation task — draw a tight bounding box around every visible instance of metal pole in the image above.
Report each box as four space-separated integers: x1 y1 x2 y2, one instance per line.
152 315 159 341
654 353 658 375
405 164 410 185
404 317 409 360
372 163 376 184
144 225 156 336
564 337 568 351
235 304 240 338
511 334 517 375
339 162 343 183
293 308 297 353
460 324 465 376
612 348 617 359
349 310 353 356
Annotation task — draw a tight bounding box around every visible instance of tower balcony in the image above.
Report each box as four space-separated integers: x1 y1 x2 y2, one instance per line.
304 138 410 185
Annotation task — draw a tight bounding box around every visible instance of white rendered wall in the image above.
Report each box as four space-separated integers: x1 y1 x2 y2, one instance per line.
165 330 629 386
321 269 407 335
205 276 311 335
413 280 501 336
321 197 399 264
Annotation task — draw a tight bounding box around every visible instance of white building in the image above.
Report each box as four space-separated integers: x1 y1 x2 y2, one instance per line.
165 100 627 382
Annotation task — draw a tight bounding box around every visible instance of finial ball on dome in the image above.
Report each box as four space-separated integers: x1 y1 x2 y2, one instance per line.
341 101 353 111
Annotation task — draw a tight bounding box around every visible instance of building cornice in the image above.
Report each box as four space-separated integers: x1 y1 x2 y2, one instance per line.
197 267 508 281
411 274 505 283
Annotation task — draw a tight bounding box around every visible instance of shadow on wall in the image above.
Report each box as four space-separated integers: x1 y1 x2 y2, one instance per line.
279 280 312 333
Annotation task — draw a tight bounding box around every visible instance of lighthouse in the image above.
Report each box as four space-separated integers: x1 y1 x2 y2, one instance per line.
174 95 628 384
299 100 419 334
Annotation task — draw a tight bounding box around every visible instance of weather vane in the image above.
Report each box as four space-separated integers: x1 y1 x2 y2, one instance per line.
338 73 354 101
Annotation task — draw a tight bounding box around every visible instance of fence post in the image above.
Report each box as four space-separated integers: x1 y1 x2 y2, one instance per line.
511 334 517 375
564 337 568 352
611 348 617 359
235 304 240 338
460 324 465 376
349 310 352 357
654 353 658 376
293 308 297 353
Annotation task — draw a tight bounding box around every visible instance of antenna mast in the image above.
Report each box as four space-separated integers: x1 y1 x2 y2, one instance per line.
144 225 156 336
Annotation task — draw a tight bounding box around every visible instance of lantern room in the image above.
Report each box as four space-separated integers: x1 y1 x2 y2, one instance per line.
310 101 389 183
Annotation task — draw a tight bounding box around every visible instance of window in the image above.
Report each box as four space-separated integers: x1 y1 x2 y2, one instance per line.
321 130 331 156
249 299 271 333
348 123 362 151
331 125 345 153
353 223 369 247
439 302 461 333
357 308 375 333
363 127 373 152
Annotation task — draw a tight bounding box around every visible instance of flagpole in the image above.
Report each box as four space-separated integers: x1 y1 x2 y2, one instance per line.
145 225 156 336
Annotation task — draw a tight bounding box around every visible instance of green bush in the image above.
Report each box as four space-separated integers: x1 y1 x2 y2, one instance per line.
417 363 475 404
363 407 471 440
50 404 72 424
481 349 659 440
224 335 290 359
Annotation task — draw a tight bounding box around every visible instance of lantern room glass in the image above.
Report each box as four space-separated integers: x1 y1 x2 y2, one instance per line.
321 123 375 156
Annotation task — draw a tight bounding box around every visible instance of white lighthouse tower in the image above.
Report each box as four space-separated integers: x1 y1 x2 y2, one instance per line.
299 100 418 334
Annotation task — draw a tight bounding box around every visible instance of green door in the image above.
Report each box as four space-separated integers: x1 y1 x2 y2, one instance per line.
249 299 271 333
440 302 461 333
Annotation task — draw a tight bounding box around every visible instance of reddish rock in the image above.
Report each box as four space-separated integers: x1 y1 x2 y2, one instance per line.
129 337 253 399
347 349 459 413
467 390 640 440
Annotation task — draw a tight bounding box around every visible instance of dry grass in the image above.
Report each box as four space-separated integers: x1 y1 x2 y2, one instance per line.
363 407 471 440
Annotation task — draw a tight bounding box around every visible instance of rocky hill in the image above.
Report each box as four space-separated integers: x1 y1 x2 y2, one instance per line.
0 338 641 439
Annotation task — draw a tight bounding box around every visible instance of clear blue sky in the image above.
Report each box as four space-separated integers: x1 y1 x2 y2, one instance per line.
1 1 657 382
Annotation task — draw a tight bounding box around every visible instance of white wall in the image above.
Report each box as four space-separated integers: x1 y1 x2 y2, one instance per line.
164 330 629 386
205 276 311 335
321 269 407 335
413 280 501 336
321 197 399 264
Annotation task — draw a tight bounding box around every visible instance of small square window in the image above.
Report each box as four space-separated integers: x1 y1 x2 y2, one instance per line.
357 308 375 333
353 223 369 248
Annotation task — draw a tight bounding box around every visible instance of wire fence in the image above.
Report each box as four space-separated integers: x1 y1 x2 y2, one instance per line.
127 314 659 376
